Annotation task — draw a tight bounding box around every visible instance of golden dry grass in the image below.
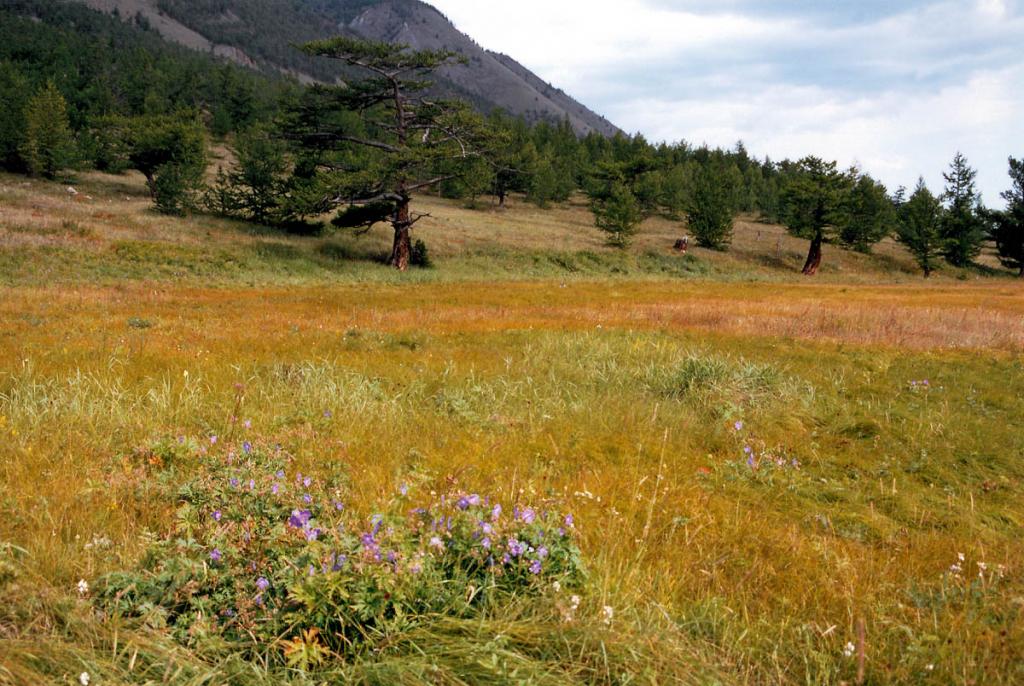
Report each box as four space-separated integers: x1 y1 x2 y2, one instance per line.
1 171 1023 684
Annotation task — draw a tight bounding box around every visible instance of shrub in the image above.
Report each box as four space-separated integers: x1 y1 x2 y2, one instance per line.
152 162 203 216
97 442 583 667
411 239 432 268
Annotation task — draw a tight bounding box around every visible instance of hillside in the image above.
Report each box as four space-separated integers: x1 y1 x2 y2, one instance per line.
73 0 622 136
1 166 1006 288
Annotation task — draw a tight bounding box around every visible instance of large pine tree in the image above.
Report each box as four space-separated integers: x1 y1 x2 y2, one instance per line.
286 37 493 271
780 157 853 275
940 152 987 267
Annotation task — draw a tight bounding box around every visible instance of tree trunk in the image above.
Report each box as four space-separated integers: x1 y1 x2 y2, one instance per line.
1019 265 1024 278
801 231 823 276
144 172 157 199
389 198 412 271
497 188 507 208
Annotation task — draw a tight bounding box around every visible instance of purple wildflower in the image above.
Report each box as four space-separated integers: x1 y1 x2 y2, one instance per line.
210 548 222 563
334 501 345 511
429 536 445 550
288 509 313 528
520 507 536 524
230 478 239 488
256 577 270 591
457 496 471 510
303 476 312 488
481 537 492 549
564 514 574 528
492 504 502 521
243 419 251 429
508 538 526 557
210 435 218 445
734 420 744 431
248 479 256 491
212 510 222 522
276 470 285 479
530 559 543 574
271 483 280 495
747 455 756 469
306 528 321 542
254 594 263 606
537 546 549 559
467 494 481 507
361 532 377 548
303 493 313 504
480 522 494 535
399 483 409 496
243 441 252 454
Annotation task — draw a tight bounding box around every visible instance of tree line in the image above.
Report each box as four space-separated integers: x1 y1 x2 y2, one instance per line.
1 2 1021 276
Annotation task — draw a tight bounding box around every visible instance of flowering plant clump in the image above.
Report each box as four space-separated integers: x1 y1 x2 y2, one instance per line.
97 442 584 666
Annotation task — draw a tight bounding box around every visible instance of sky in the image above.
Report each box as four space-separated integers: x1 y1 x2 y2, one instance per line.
429 0 1024 205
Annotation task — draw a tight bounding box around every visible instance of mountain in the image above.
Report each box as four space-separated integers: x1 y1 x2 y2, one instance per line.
73 0 622 137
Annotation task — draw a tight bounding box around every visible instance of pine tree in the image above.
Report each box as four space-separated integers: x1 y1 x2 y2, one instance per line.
897 179 944 278
688 160 736 250
0 62 30 171
592 182 643 248
20 81 74 179
840 175 897 253
527 153 559 208
940 152 987 267
988 157 1024 277
287 37 493 270
780 157 853 275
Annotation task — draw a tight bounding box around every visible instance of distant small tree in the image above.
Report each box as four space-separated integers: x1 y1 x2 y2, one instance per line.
897 179 944 278
840 175 897 253
0 62 30 171
20 81 74 179
988 157 1024 277
688 160 736 250
592 181 644 248
940 152 987 267
99 112 207 214
206 125 289 223
527 153 559 208
780 157 852 275
659 163 695 219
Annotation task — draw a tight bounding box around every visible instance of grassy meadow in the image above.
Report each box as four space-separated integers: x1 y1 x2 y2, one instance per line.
1 170 1023 685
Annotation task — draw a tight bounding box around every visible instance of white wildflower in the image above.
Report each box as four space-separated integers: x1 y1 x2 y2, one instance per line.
76 579 89 596
79 672 90 686
570 595 582 610
552 581 561 593
602 605 614 625
926 664 935 672
843 642 856 658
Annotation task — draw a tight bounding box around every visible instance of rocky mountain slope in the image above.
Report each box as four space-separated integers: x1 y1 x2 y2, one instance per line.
74 0 621 136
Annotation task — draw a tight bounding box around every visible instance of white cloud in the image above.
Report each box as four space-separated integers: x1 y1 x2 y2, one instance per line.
430 0 1024 203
